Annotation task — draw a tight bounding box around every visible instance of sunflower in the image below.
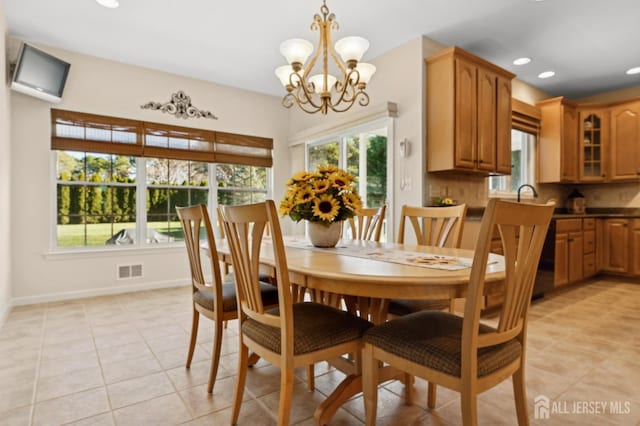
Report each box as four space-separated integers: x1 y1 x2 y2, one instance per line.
278 198 294 216
330 173 350 190
342 192 362 211
290 170 311 182
317 164 338 174
313 194 340 222
313 179 331 194
296 187 315 205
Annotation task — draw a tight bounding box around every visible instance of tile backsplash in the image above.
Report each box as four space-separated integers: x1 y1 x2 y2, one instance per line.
425 174 640 209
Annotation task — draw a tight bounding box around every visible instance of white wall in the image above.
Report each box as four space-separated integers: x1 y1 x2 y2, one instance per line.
10 43 289 304
0 7 12 322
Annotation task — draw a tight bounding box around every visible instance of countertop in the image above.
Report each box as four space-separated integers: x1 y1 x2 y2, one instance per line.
465 207 640 221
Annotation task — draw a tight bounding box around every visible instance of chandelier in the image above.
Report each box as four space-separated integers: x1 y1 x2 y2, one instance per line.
275 0 376 115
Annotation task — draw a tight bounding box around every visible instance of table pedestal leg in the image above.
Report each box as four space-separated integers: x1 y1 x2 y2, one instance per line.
313 366 404 425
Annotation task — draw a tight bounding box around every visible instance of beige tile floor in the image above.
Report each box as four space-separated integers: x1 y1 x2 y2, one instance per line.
1 278 639 425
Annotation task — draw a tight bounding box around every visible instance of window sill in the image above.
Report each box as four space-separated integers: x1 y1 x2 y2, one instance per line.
44 244 185 261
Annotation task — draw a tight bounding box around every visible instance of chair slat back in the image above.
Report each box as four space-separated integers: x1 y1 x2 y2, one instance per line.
176 205 223 307
347 204 386 242
462 200 554 353
221 201 290 330
397 204 467 248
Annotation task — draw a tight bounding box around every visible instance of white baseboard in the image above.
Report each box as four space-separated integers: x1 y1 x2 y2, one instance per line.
11 279 191 307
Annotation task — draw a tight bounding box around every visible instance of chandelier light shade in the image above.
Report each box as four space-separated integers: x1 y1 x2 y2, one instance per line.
275 0 376 114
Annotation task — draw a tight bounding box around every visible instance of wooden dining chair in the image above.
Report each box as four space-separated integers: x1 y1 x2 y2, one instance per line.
388 204 468 315
221 200 372 426
347 204 387 242
176 204 279 393
362 199 554 426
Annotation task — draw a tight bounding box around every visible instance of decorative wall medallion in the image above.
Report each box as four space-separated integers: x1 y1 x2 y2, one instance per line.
141 91 218 120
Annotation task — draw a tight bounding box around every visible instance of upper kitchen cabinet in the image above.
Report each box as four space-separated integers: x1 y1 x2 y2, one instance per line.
537 97 579 183
609 100 640 181
578 108 608 182
426 47 515 174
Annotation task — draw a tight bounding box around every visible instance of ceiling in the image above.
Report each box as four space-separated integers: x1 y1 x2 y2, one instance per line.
3 0 640 101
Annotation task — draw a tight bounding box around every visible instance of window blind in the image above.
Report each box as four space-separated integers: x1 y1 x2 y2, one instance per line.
511 99 541 135
51 109 273 167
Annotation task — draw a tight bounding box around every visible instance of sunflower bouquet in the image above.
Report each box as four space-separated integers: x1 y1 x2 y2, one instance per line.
279 165 362 225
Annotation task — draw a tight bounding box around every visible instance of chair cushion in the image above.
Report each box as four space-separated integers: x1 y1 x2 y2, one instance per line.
387 298 451 316
242 302 372 355
193 281 279 313
364 311 522 378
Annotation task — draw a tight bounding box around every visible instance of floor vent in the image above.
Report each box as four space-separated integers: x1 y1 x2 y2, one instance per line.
118 264 143 280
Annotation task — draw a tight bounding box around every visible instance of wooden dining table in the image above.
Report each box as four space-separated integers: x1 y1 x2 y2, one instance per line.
214 237 506 425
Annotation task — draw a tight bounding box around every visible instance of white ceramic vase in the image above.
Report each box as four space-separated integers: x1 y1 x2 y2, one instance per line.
307 221 342 248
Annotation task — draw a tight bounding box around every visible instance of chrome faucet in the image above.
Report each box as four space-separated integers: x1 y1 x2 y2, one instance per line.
517 184 538 202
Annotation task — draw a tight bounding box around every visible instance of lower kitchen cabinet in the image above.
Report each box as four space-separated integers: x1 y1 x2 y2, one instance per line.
583 218 597 277
554 219 584 286
632 219 640 276
603 219 630 274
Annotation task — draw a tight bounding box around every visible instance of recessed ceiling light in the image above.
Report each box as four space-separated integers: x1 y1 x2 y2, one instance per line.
626 67 640 75
513 57 531 66
538 71 555 79
95 0 119 8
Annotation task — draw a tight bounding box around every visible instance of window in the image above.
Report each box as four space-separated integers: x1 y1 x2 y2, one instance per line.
488 129 535 196
216 164 268 206
55 152 269 248
52 109 272 250
146 158 209 244
306 123 389 238
56 152 137 247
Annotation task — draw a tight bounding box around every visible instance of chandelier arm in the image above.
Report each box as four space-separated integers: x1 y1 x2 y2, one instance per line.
332 70 359 105
329 89 369 113
357 90 370 107
293 76 324 109
329 97 357 113
284 87 324 114
292 93 324 114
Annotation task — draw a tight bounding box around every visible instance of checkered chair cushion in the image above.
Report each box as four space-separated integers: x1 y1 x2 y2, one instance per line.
364 310 522 377
242 302 372 355
193 281 279 313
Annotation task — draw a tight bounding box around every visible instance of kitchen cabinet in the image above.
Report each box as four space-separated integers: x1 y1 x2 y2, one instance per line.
538 98 640 184
583 218 596 278
426 46 515 174
632 220 640 276
554 219 583 286
578 109 608 182
537 97 579 183
609 100 640 181
602 219 629 273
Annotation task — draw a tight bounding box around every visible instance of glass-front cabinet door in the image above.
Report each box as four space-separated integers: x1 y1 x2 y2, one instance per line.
579 110 608 182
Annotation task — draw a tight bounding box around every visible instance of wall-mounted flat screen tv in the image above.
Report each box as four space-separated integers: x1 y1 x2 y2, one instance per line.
10 43 71 103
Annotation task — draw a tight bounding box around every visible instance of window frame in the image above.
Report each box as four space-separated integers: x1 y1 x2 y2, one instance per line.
488 99 541 200
488 129 537 199
304 118 393 239
50 153 271 253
